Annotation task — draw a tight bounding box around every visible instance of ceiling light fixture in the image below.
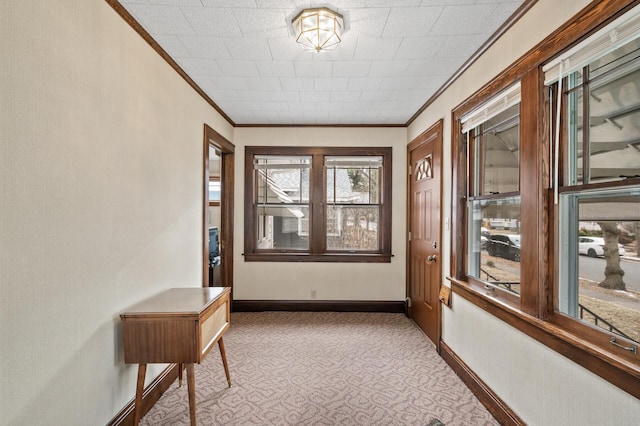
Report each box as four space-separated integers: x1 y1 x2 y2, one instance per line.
291 7 343 53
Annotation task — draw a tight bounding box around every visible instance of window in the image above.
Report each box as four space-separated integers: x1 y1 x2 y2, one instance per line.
462 84 522 298
254 154 311 251
325 156 382 251
547 25 640 347
244 146 392 262
450 1 640 399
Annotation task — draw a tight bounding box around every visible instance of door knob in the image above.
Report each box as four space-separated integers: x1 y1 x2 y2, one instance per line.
427 255 437 262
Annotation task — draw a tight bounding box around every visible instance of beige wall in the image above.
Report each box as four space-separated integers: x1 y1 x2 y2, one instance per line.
409 0 640 423
233 127 407 301
0 0 232 424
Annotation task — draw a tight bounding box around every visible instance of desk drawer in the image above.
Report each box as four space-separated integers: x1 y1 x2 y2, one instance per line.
123 319 198 363
200 298 229 358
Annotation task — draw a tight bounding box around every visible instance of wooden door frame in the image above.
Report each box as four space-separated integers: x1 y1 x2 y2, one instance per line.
203 124 234 292
406 119 444 351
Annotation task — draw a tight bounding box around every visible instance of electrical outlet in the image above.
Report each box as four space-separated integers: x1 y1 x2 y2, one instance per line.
310 290 317 299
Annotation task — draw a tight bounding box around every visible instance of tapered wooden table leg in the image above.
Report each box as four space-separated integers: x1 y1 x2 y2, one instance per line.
134 363 147 426
178 363 183 387
186 363 196 426
218 337 231 387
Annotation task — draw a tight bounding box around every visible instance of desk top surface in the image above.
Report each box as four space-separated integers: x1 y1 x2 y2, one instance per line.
120 287 230 318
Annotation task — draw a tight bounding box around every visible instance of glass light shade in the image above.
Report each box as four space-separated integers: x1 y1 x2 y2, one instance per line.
292 7 343 52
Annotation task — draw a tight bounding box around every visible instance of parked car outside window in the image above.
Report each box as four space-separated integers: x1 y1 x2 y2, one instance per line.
486 234 521 262
578 237 625 258
480 227 491 249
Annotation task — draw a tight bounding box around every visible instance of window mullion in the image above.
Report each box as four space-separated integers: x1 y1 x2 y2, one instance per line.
519 68 543 317
310 154 325 254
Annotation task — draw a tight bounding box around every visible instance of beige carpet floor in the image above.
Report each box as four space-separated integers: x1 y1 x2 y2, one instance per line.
140 312 499 425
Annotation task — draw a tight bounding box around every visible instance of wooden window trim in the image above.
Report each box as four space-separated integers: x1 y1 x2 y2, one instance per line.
448 276 639 399
556 178 640 195
454 70 540 315
244 146 392 263
450 0 640 399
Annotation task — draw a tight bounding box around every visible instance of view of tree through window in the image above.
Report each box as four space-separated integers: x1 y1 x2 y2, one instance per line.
560 190 640 344
325 156 382 251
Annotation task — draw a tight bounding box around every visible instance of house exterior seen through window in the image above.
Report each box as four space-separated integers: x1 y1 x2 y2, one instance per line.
255 155 311 251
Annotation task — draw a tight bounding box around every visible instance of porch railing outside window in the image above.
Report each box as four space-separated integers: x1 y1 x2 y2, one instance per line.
462 84 522 295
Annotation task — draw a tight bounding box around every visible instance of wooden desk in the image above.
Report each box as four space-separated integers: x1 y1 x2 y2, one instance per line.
120 287 231 425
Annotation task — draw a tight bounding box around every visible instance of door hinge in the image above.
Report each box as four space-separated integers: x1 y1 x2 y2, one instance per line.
408 231 412 241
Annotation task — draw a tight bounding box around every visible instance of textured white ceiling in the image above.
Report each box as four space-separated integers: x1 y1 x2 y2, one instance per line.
118 0 526 125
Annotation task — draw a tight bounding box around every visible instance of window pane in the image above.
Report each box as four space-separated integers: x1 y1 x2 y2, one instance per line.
257 205 309 250
589 59 640 183
326 205 379 251
468 196 521 295
325 156 382 204
559 187 640 344
255 156 311 204
565 39 640 184
473 103 520 195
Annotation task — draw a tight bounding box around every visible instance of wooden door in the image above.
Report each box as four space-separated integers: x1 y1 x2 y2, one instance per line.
408 121 442 345
203 125 234 292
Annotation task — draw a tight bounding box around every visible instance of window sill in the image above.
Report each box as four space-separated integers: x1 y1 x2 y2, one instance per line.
243 253 392 263
447 276 640 399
